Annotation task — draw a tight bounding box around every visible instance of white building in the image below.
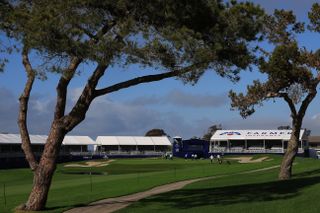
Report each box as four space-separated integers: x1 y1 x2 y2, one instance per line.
210 130 308 154
95 136 172 155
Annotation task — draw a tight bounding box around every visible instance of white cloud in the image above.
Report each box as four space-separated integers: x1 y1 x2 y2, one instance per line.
312 113 320 120
2 86 320 139
127 89 228 108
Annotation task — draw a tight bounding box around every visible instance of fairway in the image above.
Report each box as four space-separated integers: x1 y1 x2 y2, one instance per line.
118 157 320 213
0 155 282 213
1 156 320 213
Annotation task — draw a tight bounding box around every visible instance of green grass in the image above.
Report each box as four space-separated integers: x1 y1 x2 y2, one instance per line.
0 155 281 213
119 157 320 213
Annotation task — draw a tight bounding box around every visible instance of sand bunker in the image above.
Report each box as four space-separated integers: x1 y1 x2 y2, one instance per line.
64 160 115 168
226 156 270 163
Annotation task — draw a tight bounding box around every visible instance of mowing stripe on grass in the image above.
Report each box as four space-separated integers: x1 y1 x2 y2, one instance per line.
64 165 280 213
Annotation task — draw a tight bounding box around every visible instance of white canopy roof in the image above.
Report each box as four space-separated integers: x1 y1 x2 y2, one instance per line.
211 130 306 141
0 134 95 145
96 136 118 145
96 136 171 146
62 136 97 145
0 134 47 144
133 137 153 145
152 137 172 145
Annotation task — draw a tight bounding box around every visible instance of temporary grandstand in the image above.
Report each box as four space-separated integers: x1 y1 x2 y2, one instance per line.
61 136 97 154
308 136 320 150
0 134 47 158
0 133 96 157
210 130 308 154
95 136 172 156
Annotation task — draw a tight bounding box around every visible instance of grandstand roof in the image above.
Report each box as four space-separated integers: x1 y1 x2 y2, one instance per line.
308 136 320 143
0 134 47 144
0 134 96 145
62 136 97 145
211 130 306 141
96 136 172 146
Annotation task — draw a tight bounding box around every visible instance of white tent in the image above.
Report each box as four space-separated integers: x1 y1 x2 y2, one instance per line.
151 137 172 146
0 134 96 145
96 136 171 146
0 134 47 144
211 130 306 141
210 130 308 154
95 136 171 153
62 136 97 145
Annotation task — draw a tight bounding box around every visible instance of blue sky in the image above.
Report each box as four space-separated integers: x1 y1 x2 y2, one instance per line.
0 0 320 139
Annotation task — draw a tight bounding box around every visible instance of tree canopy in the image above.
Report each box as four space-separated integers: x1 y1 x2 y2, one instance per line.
229 9 319 119
145 128 167 137
0 0 266 210
2 0 264 82
229 8 320 180
202 124 222 141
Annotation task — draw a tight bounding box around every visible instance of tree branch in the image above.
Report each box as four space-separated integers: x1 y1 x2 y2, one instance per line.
298 88 317 117
53 20 117 119
62 64 109 132
279 93 298 117
18 48 38 171
94 64 202 97
54 57 82 119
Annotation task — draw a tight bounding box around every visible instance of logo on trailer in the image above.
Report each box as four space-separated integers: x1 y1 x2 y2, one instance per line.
220 131 241 136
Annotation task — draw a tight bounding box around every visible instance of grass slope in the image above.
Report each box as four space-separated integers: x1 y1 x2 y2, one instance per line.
0 156 279 213
119 157 320 213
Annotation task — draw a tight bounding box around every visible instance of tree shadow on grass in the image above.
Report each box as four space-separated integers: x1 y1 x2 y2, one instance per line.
293 168 320 178
139 175 320 210
44 203 87 211
45 168 320 212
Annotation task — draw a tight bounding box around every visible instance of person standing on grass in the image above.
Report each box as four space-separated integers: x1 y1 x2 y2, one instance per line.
210 154 214 164
217 154 222 164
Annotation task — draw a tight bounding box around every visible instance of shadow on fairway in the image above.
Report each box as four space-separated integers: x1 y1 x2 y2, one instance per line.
45 168 320 212
44 203 87 211
137 174 320 209
293 168 320 178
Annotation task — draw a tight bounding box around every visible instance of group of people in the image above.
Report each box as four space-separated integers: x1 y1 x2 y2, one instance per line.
184 153 198 160
164 153 173 160
210 154 223 164
165 152 227 164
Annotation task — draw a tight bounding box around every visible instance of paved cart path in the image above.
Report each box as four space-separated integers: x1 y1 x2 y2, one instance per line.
64 165 280 213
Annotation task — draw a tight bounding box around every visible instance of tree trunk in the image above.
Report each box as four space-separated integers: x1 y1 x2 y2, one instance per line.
278 118 302 180
23 123 66 211
19 49 39 170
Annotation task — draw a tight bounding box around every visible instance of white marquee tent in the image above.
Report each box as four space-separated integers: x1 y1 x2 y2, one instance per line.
0 134 96 154
210 130 308 154
95 136 171 154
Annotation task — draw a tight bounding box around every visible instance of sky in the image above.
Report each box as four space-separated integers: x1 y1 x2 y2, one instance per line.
1 0 320 140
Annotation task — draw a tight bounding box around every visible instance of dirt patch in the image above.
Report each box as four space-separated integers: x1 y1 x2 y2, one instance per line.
64 160 115 168
226 156 270 163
